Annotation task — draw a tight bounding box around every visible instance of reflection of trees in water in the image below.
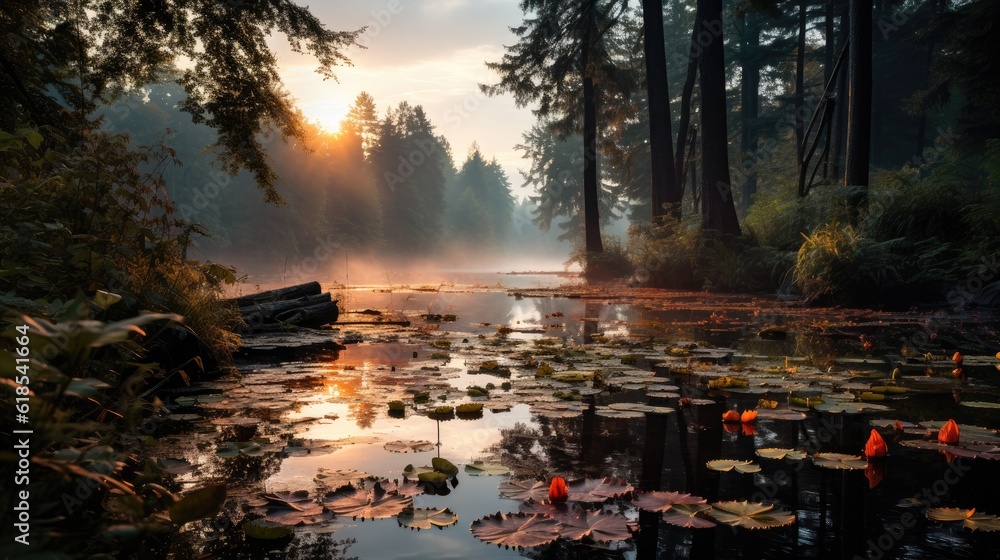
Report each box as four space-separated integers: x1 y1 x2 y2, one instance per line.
166 515 358 560
208 452 283 485
350 401 377 429
488 412 648 481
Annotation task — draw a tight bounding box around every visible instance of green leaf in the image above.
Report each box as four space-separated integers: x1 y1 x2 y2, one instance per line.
464 461 510 476
168 484 226 524
431 457 458 476
93 290 122 310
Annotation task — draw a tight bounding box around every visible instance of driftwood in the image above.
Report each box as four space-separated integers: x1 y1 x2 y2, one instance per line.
232 282 339 331
230 281 322 308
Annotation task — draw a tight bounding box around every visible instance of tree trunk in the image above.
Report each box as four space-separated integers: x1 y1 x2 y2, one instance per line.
674 0 702 194
830 1 849 181
845 0 872 208
796 0 808 168
822 0 836 178
582 7 603 254
698 0 741 235
643 0 680 219
740 11 761 210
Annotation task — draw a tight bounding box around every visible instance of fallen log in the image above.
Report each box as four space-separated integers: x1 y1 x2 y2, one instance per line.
230 281 322 308
239 292 332 323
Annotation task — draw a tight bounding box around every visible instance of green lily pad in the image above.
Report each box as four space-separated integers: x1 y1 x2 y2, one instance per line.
464 461 511 476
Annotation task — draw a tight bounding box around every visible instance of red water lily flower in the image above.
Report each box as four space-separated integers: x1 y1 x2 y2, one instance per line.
722 410 741 423
740 410 758 423
864 429 888 458
723 422 741 434
952 352 963 364
548 477 568 503
938 419 960 444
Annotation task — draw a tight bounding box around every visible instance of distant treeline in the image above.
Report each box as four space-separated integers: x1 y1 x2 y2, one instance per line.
103 84 568 271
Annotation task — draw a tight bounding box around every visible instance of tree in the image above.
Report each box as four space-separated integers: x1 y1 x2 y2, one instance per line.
484 0 631 255
697 0 741 234
517 121 619 241
844 0 872 211
641 0 679 219
341 92 381 159
0 0 361 203
445 145 516 245
369 103 450 254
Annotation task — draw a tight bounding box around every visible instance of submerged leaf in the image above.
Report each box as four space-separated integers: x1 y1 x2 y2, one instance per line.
168 484 227 525
243 519 294 540
384 440 435 453
397 507 458 530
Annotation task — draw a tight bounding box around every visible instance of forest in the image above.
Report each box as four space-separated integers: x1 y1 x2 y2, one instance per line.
1 1 999 559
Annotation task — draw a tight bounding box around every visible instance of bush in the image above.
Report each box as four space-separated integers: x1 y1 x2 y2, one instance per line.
569 235 635 281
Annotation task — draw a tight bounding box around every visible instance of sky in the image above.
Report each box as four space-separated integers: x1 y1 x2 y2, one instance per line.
269 0 538 199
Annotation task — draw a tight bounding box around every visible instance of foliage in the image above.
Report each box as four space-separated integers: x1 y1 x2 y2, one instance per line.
0 0 362 202
570 236 634 281
0 128 239 556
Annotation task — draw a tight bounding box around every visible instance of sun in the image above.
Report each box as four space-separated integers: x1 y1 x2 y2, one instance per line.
300 98 352 134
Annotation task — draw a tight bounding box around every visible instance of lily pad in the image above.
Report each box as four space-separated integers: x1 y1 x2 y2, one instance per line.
756 448 807 461
662 503 717 528
321 482 413 520
314 468 373 487
812 453 868 470
632 491 707 513
397 507 459 530
960 401 1000 410
557 510 634 542
708 501 796 529
470 512 562 548
926 508 1000 532
566 477 634 502
431 457 459 476
497 479 548 502
706 459 761 474
465 461 511 476
384 440 435 453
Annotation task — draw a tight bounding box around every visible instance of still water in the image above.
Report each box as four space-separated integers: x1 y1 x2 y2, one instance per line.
161 273 1000 559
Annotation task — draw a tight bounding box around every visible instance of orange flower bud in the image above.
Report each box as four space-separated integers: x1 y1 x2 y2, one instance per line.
938 419 960 444
864 429 887 458
952 352 963 364
548 476 568 503
722 409 741 423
